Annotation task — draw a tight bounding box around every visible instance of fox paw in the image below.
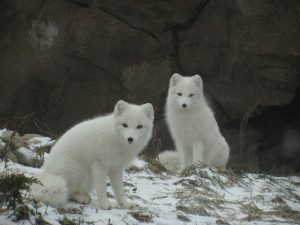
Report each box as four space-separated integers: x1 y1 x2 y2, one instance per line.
71 193 91 204
119 200 137 209
100 201 117 210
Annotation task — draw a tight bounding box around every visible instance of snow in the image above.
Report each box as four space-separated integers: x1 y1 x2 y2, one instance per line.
0 129 6 137
1 137 300 225
15 147 37 160
0 129 6 147
26 137 55 151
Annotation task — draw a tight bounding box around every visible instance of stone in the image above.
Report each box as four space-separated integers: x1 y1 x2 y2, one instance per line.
6 151 18 163
0 0 299 174
14 147 44 168
21 134 44 143
1 130 24 150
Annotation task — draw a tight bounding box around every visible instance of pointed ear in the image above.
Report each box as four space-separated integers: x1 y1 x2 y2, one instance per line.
192 75 203 88
114 100 128 116
142 103 154 120
170 73 182 87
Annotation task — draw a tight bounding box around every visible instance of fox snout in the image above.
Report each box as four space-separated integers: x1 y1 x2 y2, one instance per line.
177 97 190 110
124 130 138 144
179 101 189 110
127 137 134 144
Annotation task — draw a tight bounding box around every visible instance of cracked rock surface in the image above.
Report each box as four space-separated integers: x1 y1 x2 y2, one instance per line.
0 0 299 174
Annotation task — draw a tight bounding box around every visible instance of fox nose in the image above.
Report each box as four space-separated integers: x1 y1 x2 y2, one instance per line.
127 137 133 143
182 103 187 108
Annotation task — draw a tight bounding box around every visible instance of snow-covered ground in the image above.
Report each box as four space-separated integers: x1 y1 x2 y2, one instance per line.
0 135 300 225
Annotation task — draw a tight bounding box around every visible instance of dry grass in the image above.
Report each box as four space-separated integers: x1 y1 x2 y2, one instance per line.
129 209 152 223
175 173 227 218
272 196 285 203
239 98 262 152
141 156 168 174
176 211 191 222
180 163 246 190
270 204 300 221
58 207 83 215
176 204 209 216
125 165 144 174
241 202 263 221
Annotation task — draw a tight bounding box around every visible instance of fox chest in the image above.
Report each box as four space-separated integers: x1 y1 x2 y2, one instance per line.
93 145 138 170
169 114 206 142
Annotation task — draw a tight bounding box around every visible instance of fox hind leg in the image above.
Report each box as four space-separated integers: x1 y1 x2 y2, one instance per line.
192 141 205 164
178 144 193 169
70 167 92 204
92 162 112 209
109 169 133 209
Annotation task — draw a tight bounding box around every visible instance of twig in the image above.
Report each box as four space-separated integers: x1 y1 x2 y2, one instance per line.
239 98 262 152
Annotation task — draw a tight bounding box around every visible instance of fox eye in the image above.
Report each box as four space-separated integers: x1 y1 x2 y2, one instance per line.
189 93 194 97
137 125 143 129
177 93 182 96
122 123 128 128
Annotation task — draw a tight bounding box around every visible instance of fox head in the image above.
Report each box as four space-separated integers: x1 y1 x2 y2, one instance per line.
168 73 204 111
113 100 154 146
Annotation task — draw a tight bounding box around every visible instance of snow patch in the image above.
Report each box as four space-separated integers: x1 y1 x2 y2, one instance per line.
1 159 300 225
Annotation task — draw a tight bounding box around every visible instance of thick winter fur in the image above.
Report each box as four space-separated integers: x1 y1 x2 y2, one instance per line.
161 73 230 170
31 100 154 209
158 151 181 171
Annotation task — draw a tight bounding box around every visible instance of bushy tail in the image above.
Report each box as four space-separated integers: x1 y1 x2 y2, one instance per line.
31 173 68 208
158 150 181 171
211 144 230 167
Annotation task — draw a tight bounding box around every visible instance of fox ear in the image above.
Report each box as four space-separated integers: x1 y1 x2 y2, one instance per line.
192 75 203 88
114 100 128 116
170 73 182 86
142 103 154 120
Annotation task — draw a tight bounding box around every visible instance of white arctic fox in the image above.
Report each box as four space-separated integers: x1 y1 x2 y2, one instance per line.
159 73 229 170
31 100 154 209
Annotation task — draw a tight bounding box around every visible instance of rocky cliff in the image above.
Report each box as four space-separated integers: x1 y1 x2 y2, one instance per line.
1 0 299 174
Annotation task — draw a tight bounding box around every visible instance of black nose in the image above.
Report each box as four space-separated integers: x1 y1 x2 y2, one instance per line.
182 104 187 108
128 137 133 143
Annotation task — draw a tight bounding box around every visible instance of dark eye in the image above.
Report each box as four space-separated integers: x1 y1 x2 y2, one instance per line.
122 123 128 128
137 125 143 129
189 93 194 97
177 93 182 96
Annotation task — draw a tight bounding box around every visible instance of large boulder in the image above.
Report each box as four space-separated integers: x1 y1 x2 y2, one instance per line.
0 0 299 174
179 0 299 120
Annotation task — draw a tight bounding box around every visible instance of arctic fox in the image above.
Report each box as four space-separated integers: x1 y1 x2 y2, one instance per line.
160 73 229 170
31 100 154 209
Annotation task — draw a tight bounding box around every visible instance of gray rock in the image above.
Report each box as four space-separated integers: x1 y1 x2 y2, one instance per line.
6 151 18 163
0 142 18 163
22 134 44 143
0 0 299 174
14 147 44 168
1 130 24 149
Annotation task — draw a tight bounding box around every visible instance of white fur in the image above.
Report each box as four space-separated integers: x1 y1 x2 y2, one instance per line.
31 100 154 209
163 73 230 170
158 151 181 171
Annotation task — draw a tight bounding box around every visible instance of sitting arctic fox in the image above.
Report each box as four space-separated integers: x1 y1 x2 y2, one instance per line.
32 100 154 209
160 73 229 170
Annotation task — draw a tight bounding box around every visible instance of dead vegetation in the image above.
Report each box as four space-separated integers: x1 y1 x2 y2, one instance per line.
176 211 191 222
139 154 168 175
125 165 144 174
239 98 262 152
129 208 152 223
0 115 56 169
241 202 262 221
174 162 300 224
180 162 247 189
1 139 299 224
271 204 300 221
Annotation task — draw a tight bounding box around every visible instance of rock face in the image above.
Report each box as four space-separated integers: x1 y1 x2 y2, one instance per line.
0 0 299 174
